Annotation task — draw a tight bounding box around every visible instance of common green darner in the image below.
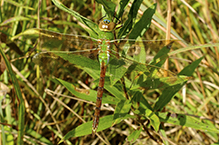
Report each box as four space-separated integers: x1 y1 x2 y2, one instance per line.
15 16 186 135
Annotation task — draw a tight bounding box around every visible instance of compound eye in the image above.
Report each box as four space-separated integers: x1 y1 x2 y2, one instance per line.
103 19 110 24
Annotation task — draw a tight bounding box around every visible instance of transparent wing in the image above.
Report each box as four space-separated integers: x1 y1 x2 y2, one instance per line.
30 29 100 75
110 38 183 63
35 28 99 52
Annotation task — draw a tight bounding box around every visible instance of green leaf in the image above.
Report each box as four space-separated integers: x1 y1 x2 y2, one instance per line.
0 46 25 144
153 83 186 111
4 0 34 10
117 0 130 19
108 57 127 85
153 55 203 111
0 95 6 144
53 52 100 79
52 0 99 38
129 3 157 40
133 37 146 63
11 28 43 40
149 41 171 67
0 16 35 26
61 114 135 140
118 0 143 38
104 84 126 100
61 117 93 139
113 100 132 119
158 112 219 133
57 78 119 105
145 109 160 132
95 0 116 19
127 127 142 143
26 129 53 145
169 43 219 56
131 91 152 110
179 56 204 76
98 114 135 132
138 75 188 90
131 91 160 131
204 120 219 141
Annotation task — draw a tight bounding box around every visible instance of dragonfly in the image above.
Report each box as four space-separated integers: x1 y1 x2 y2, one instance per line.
25 16 184 134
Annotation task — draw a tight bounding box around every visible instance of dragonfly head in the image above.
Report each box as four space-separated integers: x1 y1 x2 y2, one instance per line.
99 19 116 32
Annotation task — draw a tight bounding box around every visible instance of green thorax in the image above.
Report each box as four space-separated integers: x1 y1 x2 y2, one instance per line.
98 30 114 40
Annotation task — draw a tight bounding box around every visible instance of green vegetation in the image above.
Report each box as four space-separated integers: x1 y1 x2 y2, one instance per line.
0 0 219 144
